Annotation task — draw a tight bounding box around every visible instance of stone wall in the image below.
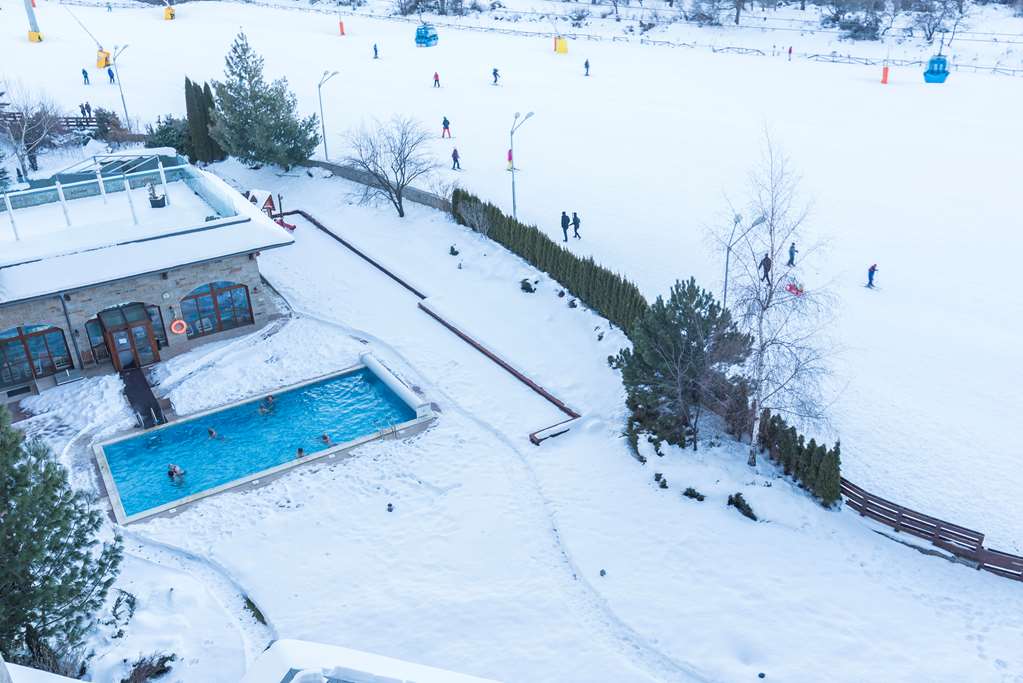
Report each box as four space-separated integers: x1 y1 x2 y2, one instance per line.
0 253 280 399
301 160 453 213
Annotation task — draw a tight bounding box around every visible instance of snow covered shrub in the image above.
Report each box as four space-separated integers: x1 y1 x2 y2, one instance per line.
121 653 176 683
727 492 757 520
688 0 725 25
145 114 192 159
449 245 459 256
520 278 536 293
568 298 578 308
659 478 669 489
569 8 591 25
683 487 706 501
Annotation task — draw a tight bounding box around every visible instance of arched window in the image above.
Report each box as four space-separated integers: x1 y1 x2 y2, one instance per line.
0 325 73 388
179 281 253 339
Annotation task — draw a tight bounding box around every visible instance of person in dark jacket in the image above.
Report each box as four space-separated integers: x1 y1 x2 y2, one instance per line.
571 212 581 239
451 148 461 170
82 68 90 85
373 43 379 59
492 68 500 84
84 102 92 116
759 253 772 282
441 116 451 138
79 103 87 116
867 263 878 288
560 211 570 242
787 242 798 267
584 59 590 76
107 67 115 84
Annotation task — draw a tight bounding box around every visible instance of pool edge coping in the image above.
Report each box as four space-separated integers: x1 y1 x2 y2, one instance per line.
94 356 434 525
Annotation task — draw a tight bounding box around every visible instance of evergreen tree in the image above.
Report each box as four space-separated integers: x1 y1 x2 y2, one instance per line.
184 77 203 162
612 278 751 449
145 114 192 159
0 151 10 191
210 32 319 168
816 441 842 507
0 407 122 666
202 82 226 162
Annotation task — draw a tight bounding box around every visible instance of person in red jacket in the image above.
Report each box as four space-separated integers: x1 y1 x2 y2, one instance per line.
433 71 440 88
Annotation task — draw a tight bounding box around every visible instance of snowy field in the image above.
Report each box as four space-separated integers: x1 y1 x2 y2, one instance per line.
3 0 1019 545
4 2 1023 681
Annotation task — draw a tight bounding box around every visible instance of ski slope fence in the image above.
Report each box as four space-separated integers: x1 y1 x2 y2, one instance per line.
840 478 1023 582
54 0 1023 79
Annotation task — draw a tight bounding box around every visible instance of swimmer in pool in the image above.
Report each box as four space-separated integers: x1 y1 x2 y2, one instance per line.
258 395 275 415
167 463 184 480
207 427 219 439
321 434 332 446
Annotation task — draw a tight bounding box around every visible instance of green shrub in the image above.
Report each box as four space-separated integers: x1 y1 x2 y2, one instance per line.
682 487 705 501
758 409 842 507
727 492 757 521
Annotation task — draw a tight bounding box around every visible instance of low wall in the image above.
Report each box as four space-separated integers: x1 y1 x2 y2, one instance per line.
301 160 451 213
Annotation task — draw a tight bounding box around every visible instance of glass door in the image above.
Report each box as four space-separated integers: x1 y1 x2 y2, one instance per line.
130 324 157 366
110 330 137 371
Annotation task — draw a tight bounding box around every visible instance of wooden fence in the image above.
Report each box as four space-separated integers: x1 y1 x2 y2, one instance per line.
0 112 99 130
841 478 1022 583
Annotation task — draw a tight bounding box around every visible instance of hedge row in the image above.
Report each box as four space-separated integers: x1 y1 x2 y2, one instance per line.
758 410 842 507
450 189 648 333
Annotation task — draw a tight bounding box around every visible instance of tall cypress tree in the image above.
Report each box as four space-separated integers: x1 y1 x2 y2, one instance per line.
184 77 204 163
0 407 122 665
202 82 226 162
816 442 842 507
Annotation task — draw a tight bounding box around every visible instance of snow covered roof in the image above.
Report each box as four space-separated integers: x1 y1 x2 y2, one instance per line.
0 166 293 305
4 663 78 683
241 640 503 683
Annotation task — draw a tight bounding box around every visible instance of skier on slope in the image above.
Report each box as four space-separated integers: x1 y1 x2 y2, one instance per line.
560 211 570 242
373 43 379 59
867 264 879 288
584 59 590 76
433 71 440 88
492 68 500 85
107 67 115 84
759 253 772 282
571 212 581 239
81 68 90 85
787 242 798 267
451 148 461 170
442 116 451 138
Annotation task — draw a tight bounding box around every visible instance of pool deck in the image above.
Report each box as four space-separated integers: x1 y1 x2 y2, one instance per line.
94 355 435 525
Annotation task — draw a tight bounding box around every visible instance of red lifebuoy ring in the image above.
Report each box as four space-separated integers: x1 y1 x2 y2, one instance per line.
170 319 187 335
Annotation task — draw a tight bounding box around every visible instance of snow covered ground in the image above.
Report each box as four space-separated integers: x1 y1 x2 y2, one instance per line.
5 3 1023 681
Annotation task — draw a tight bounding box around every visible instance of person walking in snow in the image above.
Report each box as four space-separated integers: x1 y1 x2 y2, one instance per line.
84 102 92 117
759 253 772 282
373 43 379 59
451 148 461 170
441 116 451 138
787 242 798 267
492 68 500 85
433 71 440 88
81 68 90 85
79 103 87 117
584 59 590 76
107 67 115 84
867 263 878 288
571 212 581 239
787 46 793 61
560 211 570 242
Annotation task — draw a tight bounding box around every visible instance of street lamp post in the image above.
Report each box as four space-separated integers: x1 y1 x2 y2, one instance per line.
111 45 131 131
508 111 534 220
723 213 765 310
317 70 339 161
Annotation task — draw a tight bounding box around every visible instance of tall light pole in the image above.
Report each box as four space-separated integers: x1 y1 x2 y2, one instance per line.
722 212 765 310
23 0 42 40
508 111 534 220
111 45 131 131
317 70 339 161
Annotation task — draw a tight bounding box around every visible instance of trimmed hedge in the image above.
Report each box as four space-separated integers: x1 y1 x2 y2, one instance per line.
451 189 648 332
757 410 842 507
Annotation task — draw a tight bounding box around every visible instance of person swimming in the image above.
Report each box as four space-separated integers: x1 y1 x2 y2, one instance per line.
321 434 332 446
207 427 223 440
167 463 184 480
258 395 275 415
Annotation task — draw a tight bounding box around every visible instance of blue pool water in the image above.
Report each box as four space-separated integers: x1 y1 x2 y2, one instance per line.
102 369 416 517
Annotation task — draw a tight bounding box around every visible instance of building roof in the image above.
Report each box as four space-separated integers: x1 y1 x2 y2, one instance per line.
0 161 293 305
241 640 503 683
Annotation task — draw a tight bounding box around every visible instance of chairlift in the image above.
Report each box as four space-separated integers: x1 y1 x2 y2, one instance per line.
415 23 438 47
924 37 949 83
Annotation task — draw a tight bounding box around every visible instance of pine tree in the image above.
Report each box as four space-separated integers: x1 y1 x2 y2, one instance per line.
184 77 203 162
202 82 226 161
210 31 320 168
0 407 122 665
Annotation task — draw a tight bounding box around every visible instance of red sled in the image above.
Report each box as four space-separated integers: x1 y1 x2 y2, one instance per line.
785 282 804 296
275 218 297 231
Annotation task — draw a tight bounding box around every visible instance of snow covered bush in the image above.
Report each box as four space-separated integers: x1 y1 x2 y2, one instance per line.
683 487 706 501
520 278 536 293
145 114 191 159
727 492 757 520
757 409 842 507
120 653 176 683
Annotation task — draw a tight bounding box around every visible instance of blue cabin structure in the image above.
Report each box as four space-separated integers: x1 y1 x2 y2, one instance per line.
924 54 949 83
415 24 439 47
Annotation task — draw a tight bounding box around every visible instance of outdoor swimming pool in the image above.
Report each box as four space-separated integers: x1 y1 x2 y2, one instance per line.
98 363 426 522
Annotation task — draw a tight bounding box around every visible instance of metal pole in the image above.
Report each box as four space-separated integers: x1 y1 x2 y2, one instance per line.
3 193 19 241
55 181 72 227
157 159 170 205
23 0 41 35
317 71 338 161
112 46 131 132
122 174 138 225
510 128 517 220
94 158 108 203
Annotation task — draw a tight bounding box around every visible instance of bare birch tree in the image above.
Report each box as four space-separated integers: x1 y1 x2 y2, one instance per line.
344 116 438 218
0 83 64 179
724 137 833 466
